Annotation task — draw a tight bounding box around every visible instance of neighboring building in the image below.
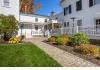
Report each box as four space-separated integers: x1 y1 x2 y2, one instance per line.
60 0 100 28
56 12 64 27
19 13 50 38
0 0 20 21
0 0 59 38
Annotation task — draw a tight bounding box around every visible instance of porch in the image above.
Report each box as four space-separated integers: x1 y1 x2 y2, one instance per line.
51 25 100 39
18 22 46 38
18 22 60 38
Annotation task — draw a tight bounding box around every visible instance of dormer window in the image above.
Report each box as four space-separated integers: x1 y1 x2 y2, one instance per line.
3 0 10 7
45 19 47 22
35 18 38 22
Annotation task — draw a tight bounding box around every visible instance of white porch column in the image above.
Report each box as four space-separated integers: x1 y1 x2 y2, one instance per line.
42 24 45 36
76 26 79 33
52 23 54 30
61 27 63 34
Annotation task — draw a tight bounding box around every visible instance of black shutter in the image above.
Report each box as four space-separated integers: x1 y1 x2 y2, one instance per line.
64 8 66 16
69 5 72 14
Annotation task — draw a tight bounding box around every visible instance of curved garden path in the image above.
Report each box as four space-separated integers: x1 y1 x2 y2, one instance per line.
24 37 99 67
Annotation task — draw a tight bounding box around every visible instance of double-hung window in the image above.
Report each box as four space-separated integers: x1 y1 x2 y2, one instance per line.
35 18 38 22
89 0 100 7
89 0 94 7
63 5 72 16
76 0 82 11
3 0 10 7
94 0 100 4
96 19 100 28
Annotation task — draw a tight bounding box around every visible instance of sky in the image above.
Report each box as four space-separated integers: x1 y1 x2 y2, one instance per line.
34 0 62 16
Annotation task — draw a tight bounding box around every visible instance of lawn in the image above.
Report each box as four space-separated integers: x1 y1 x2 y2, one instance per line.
0 43 61 67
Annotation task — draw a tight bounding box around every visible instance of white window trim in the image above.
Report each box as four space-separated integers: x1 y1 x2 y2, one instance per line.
2 0 10 8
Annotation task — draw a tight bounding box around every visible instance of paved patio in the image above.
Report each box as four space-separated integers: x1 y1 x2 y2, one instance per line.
24 37 99 67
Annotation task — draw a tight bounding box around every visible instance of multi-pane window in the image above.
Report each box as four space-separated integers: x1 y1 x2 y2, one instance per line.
89 0 100 7
35 18 38 22
63 5 72 16
89 0 94 7
3 0 10 7
77 20 82 31
35 25 38 30
76 0 82 11
77 20 82 26
64 22 67 27
67 22 69 27
45 19 47 22
96 19 100 28
64 22 69 27
94 0 100 4
20 24 32 29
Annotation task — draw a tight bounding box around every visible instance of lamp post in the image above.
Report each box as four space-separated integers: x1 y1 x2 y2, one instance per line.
20 23 24 36
70 17 76 34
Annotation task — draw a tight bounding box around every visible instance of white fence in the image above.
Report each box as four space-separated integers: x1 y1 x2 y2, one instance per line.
51 25 100 37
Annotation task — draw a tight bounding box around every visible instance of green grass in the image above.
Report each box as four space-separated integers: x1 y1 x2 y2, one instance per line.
0 43 61 67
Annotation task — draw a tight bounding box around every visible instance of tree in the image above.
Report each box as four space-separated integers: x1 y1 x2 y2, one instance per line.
20 0 42 14
0 14 18 41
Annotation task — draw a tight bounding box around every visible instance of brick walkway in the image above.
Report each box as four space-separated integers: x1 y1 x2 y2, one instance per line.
24 37 99 67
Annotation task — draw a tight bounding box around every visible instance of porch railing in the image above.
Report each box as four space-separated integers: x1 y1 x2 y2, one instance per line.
51 25 100 37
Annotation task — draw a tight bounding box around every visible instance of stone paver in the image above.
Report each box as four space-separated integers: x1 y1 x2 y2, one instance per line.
24 37 99 67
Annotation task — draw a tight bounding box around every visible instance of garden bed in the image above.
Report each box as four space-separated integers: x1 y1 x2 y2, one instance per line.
45 41 100 66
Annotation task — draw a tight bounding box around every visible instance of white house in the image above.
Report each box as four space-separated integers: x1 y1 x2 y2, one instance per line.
59 0 100 36
19 13 50 38
0 0 59 38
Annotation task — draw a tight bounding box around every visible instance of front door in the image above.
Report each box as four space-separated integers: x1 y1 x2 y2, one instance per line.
77 19 82 31
32 25 43 36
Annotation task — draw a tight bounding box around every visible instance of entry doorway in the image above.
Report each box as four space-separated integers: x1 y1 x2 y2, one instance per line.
77 19 82 31
32 25 43 36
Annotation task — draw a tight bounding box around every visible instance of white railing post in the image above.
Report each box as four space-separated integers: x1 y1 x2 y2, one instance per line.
61 28 63 34
76 26 79 33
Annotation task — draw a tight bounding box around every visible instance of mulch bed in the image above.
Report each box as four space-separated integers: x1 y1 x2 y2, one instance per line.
44 40 100 66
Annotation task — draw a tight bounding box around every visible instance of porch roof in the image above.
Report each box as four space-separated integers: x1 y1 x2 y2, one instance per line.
19 22 51 25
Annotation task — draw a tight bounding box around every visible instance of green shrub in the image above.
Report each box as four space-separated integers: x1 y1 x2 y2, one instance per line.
76 44 99 57
56 34 69 46
61 34 68 38
0 39 4 43
48 36 56 44
70 32 89 46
